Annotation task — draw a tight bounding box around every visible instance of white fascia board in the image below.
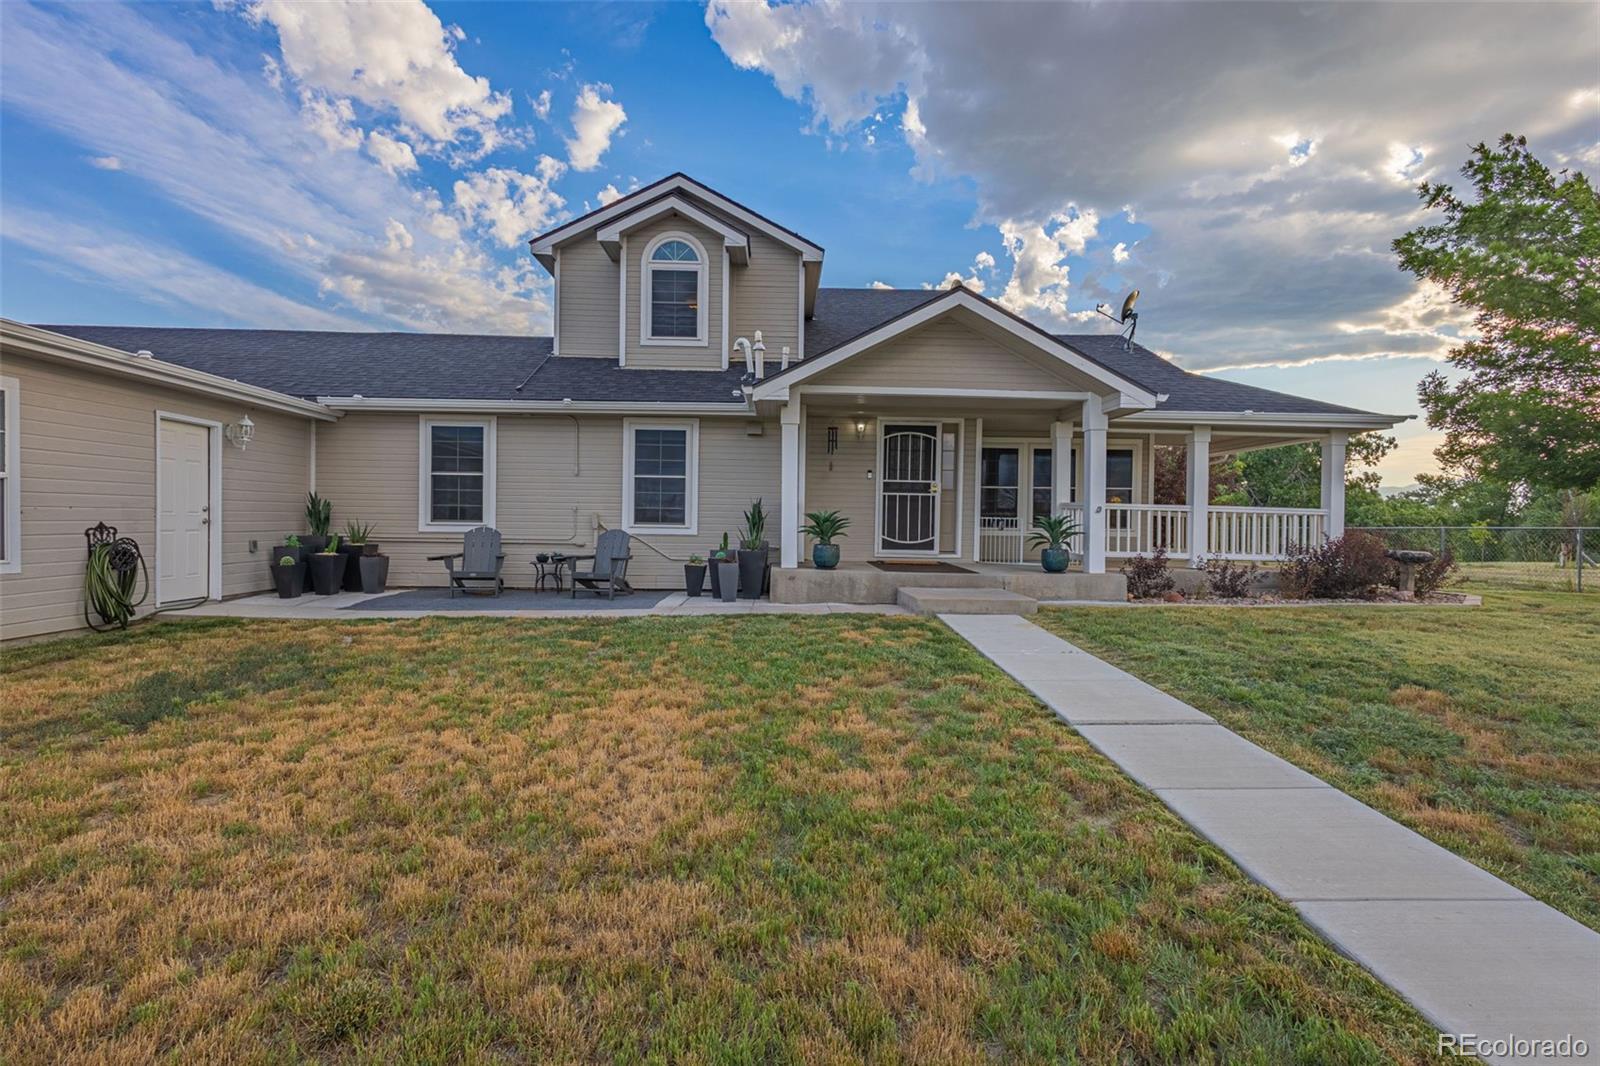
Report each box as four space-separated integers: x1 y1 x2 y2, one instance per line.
316 396 753 416
750 290 1157 406
596 195 750 264
1 320 337 421
795 384 1092 402
530 175 822 262
1121 409 1411 430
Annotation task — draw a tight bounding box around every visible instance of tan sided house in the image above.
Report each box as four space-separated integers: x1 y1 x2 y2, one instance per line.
0 174 1406 639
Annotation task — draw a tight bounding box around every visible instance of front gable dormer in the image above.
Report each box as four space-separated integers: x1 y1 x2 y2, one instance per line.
531 174 823 372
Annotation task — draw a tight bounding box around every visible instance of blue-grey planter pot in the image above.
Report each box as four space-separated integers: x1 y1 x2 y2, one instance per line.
1040 547 1070 573
812 543 840 570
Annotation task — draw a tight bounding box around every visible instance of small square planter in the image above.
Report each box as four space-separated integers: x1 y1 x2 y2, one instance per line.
358 554 390 594
310 552 345 596
272 564 301 599
684 563 706 597
714 560 739 602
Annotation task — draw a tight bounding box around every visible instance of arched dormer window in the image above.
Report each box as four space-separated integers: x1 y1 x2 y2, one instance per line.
642 233 707 344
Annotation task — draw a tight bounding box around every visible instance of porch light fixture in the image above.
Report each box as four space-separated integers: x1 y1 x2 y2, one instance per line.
854 419 867 441
225 415 255 451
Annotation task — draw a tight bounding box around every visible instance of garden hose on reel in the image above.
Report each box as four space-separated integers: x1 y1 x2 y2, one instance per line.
82 522 206 632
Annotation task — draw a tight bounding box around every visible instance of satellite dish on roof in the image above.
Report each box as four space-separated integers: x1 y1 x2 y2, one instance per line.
1094 289 1142 351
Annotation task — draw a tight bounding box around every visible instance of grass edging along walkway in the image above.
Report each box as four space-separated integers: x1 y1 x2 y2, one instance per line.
942 612 1600 1060
2 615 1449 1063
1034 587 1600 933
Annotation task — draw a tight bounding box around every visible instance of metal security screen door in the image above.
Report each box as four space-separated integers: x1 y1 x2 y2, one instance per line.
880 423 941 553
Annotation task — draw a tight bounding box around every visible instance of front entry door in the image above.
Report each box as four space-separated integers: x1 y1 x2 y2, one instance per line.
158 418 211 603
879 423 941 553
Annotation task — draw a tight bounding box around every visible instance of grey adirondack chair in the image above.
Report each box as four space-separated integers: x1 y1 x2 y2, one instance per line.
427 525 506 597
570 529 633 600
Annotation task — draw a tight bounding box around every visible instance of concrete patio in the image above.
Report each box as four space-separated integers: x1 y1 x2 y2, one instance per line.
944 612 1600 1066
185 588 908 621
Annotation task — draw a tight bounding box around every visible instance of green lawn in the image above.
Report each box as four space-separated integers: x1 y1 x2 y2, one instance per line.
1036 587 1600 931
0 615 1447 1063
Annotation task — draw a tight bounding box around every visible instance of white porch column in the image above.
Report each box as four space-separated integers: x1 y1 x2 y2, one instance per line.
1187 426 1211 564
1081 398 1108 573
1051 418 1074 517
1321 430 1348 540
780 399 802 568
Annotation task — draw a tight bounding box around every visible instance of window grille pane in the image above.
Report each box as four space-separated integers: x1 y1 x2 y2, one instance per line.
430 473 483 523
430 425 484 474
650 270 699 338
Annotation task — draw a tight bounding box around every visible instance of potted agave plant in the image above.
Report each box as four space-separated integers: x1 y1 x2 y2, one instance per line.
310 534 345 595
801 509 850 570
710 533 739 603
1028 513 1081 573
736 498 768 600
684 554 707 597
302 492 333 556
272 553 301 599
339 521 374 591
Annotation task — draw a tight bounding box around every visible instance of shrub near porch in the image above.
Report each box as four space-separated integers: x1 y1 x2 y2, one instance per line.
1038 587 1600 930
0 616 1447 1063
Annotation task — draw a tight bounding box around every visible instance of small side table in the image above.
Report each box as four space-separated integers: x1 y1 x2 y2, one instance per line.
532 553 570 592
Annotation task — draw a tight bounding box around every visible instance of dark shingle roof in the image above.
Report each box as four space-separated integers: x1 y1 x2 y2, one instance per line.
1054 334 1369 416
36 288 1380 417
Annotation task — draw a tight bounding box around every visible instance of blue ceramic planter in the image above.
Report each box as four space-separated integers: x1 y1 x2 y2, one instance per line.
1040 547 1070 573
812 543 841 570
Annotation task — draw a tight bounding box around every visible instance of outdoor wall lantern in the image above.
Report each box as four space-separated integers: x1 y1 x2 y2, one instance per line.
225 415 255 451
854 419 868 441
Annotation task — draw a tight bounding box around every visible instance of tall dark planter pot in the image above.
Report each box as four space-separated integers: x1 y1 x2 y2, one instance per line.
272 564 301 599
684 563 706 597
708 556 727 598
310 553 344 596
358 554 389 594
339 542 365 591
714 560 739 603
300 535 329 555
737 547 768 600
272 545 304 593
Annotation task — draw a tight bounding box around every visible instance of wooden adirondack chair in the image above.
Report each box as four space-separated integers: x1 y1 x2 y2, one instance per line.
427 526 506 597
570 529 633 600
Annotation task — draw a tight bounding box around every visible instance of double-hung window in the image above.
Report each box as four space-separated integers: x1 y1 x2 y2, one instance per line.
623 419 698 534
643 235 706 344
419 417 495 531
0 377 18 573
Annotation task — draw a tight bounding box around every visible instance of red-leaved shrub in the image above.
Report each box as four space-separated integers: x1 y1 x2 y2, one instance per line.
1121 547 1176 599
1279 531 1392 599
1202 557 1259 599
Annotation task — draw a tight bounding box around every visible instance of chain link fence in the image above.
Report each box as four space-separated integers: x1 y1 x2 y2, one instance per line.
1355 526 1594 593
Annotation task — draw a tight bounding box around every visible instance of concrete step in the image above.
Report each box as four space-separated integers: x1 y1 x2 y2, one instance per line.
897 586 1038 616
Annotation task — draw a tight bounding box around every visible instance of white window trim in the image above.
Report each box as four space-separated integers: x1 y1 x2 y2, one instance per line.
622 418 699 535
0 376 20 573
418 416 496 532
640 232 709 347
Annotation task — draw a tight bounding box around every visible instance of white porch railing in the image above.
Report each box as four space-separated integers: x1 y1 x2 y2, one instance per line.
1207 506 1325 561
976 503 1327 564
1105 504 1190 558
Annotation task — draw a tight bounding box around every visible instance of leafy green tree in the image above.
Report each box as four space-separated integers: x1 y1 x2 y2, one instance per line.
1394 134 1600 492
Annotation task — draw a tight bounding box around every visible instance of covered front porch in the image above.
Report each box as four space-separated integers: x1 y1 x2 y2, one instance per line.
768 393 1352 575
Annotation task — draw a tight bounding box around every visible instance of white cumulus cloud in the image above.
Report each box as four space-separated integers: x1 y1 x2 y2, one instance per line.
565 83 626 171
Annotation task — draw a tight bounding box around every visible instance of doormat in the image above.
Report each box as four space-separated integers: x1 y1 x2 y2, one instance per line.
869 560 975 574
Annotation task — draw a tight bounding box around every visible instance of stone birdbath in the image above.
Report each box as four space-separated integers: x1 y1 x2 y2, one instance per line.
1386 548 1435 600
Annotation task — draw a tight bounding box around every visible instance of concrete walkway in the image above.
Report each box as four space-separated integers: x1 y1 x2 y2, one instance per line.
942 613 1599 1066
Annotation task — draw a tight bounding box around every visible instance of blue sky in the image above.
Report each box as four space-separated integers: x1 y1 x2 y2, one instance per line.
3 1 1596 485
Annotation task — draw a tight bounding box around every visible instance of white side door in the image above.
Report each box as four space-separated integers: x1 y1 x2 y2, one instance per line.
158 418 211 603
